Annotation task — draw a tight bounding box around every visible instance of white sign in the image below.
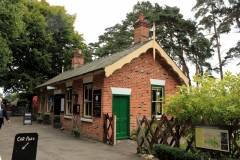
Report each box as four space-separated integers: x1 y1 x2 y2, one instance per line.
61 98 64 111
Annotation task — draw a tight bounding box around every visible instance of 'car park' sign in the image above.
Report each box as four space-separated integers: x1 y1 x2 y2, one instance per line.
12 133 38 160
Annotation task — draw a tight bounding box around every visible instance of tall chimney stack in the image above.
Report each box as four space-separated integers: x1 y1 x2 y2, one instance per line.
72 49 84 69
133 13 150 44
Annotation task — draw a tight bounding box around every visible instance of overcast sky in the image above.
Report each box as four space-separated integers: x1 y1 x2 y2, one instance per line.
1 0 239 95
46 0 239 74
46 0 197 44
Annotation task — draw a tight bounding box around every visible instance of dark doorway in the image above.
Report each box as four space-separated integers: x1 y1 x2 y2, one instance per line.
54 94 65 115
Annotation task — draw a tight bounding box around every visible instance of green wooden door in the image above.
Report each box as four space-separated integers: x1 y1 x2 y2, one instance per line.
112 95 130 139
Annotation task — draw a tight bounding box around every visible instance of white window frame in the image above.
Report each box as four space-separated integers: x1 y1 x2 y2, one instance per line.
47 91 52 112
83 84 92 118
151 85 164 119
65 87 72 116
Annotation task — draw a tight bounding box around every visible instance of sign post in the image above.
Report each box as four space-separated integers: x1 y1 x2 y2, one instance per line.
12 133 38 160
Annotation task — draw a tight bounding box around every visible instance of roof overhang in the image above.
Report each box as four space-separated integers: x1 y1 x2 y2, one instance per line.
104 40 189 85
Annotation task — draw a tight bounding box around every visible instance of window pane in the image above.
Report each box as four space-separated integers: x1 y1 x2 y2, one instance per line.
70 89 72 100
152 102 162 115
85 102 89 115
83 84 92 118
151 86 164 116
68 102 72 113
85 86 88 100
152 89 156 101
89 88 92 101
89 102 92 115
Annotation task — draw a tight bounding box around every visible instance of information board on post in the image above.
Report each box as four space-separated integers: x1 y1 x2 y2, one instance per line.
195 125 230 153
12 133 38 160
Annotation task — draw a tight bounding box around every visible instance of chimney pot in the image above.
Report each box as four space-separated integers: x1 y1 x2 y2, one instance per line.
133 13 150 45
72 49 84 69
139 13 144 21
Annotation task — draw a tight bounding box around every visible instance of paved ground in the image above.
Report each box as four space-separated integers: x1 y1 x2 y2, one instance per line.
0 116 142 160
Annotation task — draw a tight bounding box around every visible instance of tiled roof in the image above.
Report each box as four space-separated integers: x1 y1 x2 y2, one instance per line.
36 40 150 88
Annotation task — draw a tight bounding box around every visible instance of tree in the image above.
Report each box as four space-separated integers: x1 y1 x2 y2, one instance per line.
192 0 232 79
164 71 240 124
89 1 154 58
4 93 19 101
90 2 214 85
0 0 25 72
0 0 90 96
223 0 240 66
0 0 91 110
150 4 213 85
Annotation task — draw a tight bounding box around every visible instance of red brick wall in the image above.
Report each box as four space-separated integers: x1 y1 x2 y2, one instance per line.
36 50 181 141
102 50 181 135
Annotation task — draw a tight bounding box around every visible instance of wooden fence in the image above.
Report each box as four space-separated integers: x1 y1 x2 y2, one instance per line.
103 113 115 145
136 115 240 159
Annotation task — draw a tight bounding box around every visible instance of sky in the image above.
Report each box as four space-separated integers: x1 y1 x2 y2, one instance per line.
45 0 239 75
46 0 197 44
1 0 239 95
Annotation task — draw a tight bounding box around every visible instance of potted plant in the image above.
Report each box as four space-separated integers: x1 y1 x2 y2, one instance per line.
43 113 50 124
53 115 61 128
72 127 80 138
37 117 42 124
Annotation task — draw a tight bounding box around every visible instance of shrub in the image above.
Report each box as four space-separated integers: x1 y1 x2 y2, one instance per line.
73 127 80 133
53 115 60 123
43 114 50 120
153 144 200 160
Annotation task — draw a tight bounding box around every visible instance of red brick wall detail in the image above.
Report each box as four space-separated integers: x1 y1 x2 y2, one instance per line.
37 50 181 141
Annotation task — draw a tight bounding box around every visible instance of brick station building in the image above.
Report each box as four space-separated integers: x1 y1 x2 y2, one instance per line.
35 13 189 141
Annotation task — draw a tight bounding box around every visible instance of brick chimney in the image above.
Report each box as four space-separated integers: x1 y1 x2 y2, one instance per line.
133 13 150 44
72 49 84 69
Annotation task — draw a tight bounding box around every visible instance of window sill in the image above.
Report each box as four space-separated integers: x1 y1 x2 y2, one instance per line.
64 115 72 119
45 112 50 115
80 118 93 122
38 111 42 114
152 115 162 120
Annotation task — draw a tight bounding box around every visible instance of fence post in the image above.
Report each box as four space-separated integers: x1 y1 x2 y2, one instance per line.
113 114 116 146
176 124 180 147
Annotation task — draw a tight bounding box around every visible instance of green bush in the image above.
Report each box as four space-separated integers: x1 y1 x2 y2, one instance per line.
153 144 200 160
43 114 50 120
73 127 80 133
53 115 60 123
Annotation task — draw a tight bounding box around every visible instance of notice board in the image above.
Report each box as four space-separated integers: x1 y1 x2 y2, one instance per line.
195 125 230 152
93 89 101 117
